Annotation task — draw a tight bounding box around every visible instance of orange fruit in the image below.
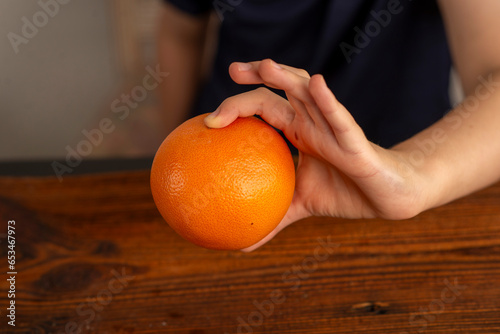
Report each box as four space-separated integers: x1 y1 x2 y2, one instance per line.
150 113 295 250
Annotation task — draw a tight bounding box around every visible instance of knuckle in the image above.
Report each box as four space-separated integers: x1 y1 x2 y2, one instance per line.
297 69 310 78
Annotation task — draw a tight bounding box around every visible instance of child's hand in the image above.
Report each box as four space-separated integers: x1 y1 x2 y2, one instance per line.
205 59 427 251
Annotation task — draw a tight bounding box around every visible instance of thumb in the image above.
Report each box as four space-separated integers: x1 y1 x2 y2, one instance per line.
240 202 304 252
240 219 289 252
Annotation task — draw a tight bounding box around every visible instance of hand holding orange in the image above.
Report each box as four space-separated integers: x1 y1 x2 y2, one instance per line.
150 114 295 250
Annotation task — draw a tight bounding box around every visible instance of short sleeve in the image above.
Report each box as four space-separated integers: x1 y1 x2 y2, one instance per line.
163 0 213 15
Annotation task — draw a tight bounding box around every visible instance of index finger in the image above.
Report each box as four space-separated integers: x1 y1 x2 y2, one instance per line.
204 87 296 131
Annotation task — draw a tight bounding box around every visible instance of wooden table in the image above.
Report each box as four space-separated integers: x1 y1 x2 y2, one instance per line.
0 168 499 333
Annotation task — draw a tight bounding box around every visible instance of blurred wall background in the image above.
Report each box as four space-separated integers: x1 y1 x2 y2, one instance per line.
0 0 464 162
0 0 165 161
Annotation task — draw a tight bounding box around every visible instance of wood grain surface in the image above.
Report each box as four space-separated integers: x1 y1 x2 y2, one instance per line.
0 171 499 333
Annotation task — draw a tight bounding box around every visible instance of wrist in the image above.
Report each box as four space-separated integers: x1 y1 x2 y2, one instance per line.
390 143 448 216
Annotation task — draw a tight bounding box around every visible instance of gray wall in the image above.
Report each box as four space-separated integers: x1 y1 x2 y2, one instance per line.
0 0 120 160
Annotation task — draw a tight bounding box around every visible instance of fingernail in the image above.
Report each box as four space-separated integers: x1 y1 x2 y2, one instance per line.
204 108 221 128
237 62 252 71
271 60 282 70
211 107 221 117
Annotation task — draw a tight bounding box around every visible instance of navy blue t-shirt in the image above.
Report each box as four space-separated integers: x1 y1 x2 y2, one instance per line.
164 0 451 148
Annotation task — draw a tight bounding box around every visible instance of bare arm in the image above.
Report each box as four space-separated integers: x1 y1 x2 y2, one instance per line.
393 0 500 210
156 3 211 133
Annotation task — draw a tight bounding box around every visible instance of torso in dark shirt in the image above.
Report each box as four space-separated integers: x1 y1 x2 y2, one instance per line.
165 0 451 148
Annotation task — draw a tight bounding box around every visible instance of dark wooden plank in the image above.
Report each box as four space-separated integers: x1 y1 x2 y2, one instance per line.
0 172 499 333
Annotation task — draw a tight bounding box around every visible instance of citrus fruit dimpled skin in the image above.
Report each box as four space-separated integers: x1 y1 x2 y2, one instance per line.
150 113 295 250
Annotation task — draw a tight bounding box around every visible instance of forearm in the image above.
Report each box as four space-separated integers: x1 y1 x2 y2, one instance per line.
157 39 203 133
156 4 209 133
393 71 500 211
